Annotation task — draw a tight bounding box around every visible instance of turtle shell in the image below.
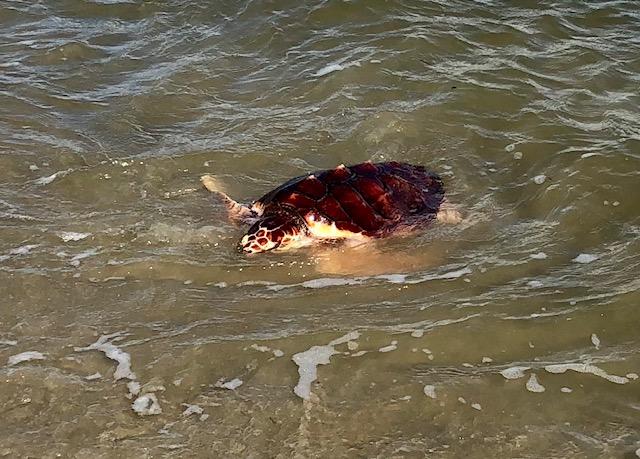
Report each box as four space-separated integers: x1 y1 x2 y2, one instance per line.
255 161 444 236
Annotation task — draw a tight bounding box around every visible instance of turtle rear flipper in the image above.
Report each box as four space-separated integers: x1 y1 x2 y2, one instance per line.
201 175 258 225
436 201 462 224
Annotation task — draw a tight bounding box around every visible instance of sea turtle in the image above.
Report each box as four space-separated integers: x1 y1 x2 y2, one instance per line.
201 161 459 254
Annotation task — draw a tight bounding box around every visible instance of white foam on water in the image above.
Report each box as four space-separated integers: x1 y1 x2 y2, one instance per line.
500 366 530 380
273 267 472 291
378 274 408 283
416 267 471 282
410 330 424 338
0 339 18 346
182 404 204 417
458 397 467 404
313 63 344 77
292 345 337 400
69 248 100 267
75 334 136 381
626 373 639 380
5 244 40 258
561 387 573 393
127 381 141 398
57 231 91 242
471 403 482 411
572 253 598 264
529 252 548 260
238 280 276 287
482 357 493 363
346 341 358 351
503 308 577 321
85 372 102 381
329 331 360 346
7 351 46 366
526 374 546 393
393 314 482 343
220 378 243 390
132 393 162 416
379 340 398 353
533 174 547 184
544 363 629 384
350 350 367 357
591 333 601 350
291 331 360 400
423 385 436 399
527 280 543 288
636 447 640 458
580 152 601 159
273 349 284 357
300 278 361 289
34 168 72 185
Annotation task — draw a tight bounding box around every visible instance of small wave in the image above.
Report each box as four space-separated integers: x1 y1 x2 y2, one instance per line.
267 266 471 291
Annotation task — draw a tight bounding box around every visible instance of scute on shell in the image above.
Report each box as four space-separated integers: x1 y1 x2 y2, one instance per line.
254 162 444 237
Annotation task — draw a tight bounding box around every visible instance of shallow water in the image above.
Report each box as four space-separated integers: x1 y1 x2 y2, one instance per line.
1 0 640 457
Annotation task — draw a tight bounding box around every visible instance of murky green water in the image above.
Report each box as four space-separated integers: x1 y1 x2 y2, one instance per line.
2 0 640 457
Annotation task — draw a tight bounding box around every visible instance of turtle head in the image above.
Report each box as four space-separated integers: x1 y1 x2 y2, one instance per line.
239 213 307 254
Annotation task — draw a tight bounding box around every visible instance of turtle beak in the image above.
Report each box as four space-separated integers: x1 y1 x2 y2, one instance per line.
238 238 255 254
238 234 252 253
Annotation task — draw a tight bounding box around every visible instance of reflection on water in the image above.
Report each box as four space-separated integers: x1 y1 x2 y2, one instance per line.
1 0 640 457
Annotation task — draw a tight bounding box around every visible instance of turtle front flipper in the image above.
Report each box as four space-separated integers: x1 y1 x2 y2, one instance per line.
200 174 259 225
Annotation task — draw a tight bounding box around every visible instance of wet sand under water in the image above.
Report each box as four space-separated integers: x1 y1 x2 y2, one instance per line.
1 0 640 457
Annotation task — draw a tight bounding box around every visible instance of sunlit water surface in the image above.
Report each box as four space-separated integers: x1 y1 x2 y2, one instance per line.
1 0 640 457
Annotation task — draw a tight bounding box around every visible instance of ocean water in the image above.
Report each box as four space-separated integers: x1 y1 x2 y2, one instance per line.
1 0 639 457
